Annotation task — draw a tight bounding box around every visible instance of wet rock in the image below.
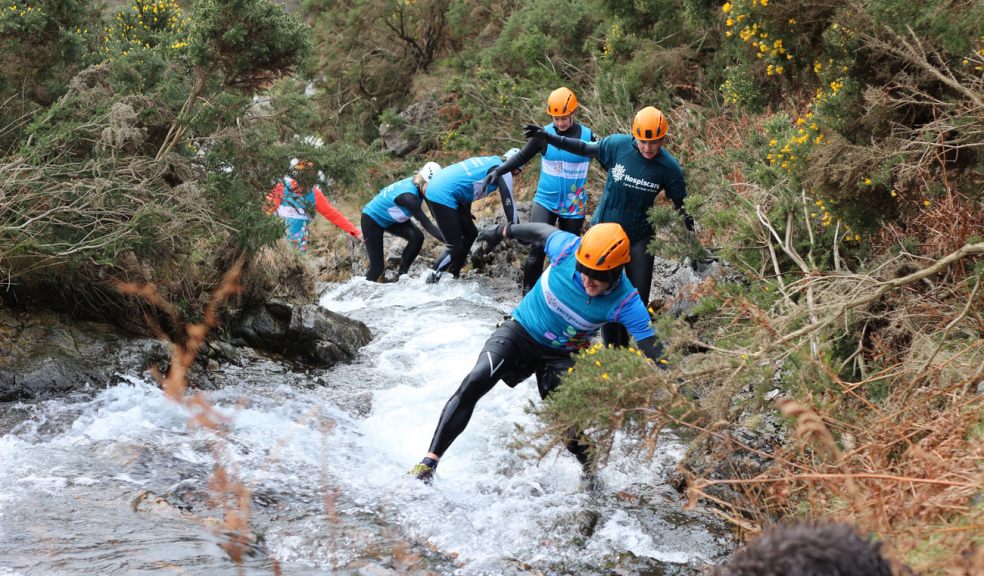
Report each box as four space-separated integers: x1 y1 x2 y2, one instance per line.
356 565 403 576
231 302 372 367
468 202 534 290
650 256 744 318
0 308 170 402
576 509 601 538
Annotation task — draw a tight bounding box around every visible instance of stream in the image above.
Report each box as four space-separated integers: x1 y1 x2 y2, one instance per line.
0 274 734 575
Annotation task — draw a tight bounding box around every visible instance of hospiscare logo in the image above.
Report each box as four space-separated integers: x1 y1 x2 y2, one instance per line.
611 163 626 182
610 164 660 191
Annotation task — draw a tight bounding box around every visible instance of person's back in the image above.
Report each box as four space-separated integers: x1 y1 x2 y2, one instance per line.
426 155 507 208
362 177 419 227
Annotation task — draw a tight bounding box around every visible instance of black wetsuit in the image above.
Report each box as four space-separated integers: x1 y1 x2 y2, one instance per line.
362 185 444 282
425 157 518 279
424 222 665 469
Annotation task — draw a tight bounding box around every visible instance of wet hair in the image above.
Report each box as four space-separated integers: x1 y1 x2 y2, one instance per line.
709 522 893 576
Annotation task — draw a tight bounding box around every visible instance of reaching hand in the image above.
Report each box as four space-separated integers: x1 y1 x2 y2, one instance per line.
476 224 505 252
479 171 497 194
523 124 547 141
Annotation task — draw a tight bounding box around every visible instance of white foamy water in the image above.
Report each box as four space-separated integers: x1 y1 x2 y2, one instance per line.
0 273 732 575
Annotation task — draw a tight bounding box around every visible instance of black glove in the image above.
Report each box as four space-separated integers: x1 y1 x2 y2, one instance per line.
476 224 506 252
523 123 548 140
479 170 498 194
684 214 695 232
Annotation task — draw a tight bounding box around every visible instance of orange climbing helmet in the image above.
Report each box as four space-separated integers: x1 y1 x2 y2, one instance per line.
547 87 578 117
632 106 668 141
576 223 631 272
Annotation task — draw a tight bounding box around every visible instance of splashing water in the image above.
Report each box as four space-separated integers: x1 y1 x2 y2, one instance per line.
0 274 733 575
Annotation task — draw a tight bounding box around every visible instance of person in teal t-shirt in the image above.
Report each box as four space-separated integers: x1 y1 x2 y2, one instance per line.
482 87 598 294
522 106 694 348
424 150 521 283
360 162 445 282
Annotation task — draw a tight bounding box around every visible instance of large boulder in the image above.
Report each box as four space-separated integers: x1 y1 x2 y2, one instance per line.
0 299 373 406
0 308 170 402
230 300 371 366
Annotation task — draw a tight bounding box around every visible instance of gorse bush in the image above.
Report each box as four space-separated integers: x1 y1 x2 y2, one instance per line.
101 0 190 57
0 0 360 326
0 0 102 147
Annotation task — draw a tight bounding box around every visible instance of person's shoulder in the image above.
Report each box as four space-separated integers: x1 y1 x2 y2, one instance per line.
545 229 579 256
610 276 646 306
600 133 632 147
577 123 597 141
656 148 684 171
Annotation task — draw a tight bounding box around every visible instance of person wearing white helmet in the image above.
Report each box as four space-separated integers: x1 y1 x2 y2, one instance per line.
481 87 599 294
360 162 446 282
423 149 521 283
265 158 362 253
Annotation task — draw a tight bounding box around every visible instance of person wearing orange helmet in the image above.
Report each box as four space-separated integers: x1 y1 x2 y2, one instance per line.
481 87 598 294
265 158 363 253
523 106 694 348
409 221 666 488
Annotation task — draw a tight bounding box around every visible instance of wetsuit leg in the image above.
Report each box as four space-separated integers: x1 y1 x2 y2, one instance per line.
426 321 533 458
602 237 655 348
448 202 477 277
426 200 463 274
535 353 592 467
385 220 424 275
361 213 387 282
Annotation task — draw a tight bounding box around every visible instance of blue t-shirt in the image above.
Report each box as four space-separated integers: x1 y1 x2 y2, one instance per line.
362 177 419 228
426 156 511 209
536 123 593 218
512 230 655 351
592 134 687 242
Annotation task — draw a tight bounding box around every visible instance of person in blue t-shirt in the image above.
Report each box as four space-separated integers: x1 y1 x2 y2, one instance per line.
482 87 598 294
522 107 695 348
361 162 446 282
409 222 666 487
424 150 521 283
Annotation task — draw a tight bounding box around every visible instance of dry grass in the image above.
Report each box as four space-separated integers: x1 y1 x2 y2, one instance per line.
672 227 984 573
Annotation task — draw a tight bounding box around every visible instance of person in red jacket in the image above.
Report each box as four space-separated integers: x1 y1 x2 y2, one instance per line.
266 159 362 253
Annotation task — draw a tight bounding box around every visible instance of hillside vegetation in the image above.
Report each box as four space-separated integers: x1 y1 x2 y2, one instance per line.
1 0 981 571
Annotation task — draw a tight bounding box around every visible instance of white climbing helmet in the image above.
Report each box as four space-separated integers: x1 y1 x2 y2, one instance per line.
503 147 520 162
418 161 442 183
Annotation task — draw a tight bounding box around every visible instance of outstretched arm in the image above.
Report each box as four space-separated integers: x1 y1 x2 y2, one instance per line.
479 138 543 194
395 192 445 242
524 124 600 158
313 186 362 239
489 171 519 224
476 222 558 252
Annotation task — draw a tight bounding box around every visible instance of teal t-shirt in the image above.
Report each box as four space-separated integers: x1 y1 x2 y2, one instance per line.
592 134 687 242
